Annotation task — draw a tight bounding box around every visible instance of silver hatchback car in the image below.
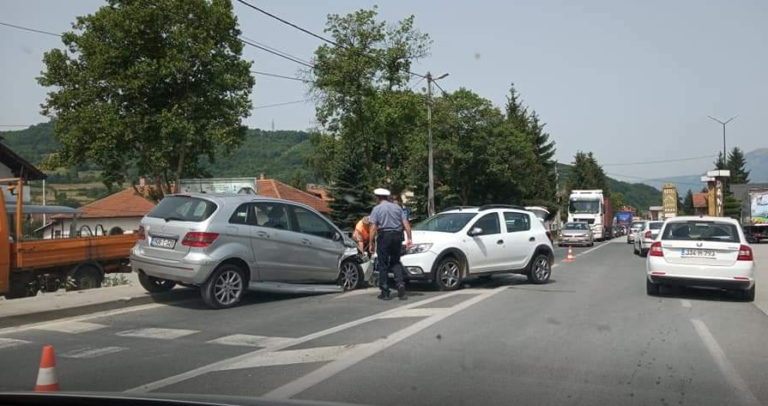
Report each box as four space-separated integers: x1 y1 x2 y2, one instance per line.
130 194 365 308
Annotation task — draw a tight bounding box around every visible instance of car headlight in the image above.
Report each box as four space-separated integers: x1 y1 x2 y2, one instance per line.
406 243 433 255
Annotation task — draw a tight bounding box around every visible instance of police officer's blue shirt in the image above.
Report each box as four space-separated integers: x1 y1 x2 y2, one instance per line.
369 200 407 232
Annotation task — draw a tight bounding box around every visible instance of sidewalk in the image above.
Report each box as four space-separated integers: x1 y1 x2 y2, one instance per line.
0 272 195 328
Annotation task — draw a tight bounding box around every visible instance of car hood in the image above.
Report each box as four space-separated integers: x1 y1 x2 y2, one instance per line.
411 230 462 246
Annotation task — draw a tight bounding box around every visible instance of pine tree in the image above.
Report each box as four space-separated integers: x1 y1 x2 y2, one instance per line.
683 189 694 215
727 147 750 185
723 194 741 220
328 147 374 229
714 152 726 170
567 151 608 192
526 111 557 202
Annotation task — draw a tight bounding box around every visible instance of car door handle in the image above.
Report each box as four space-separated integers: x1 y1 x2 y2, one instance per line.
529 237 535 242
256 231 269 238
497 239 504 245
302 238 312 246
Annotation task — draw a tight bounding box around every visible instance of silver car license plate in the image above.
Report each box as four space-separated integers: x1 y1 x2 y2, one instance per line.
680 248 715 258
151 237 176 249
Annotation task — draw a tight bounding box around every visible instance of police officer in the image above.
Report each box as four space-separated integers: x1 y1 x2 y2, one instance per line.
368 188 412 300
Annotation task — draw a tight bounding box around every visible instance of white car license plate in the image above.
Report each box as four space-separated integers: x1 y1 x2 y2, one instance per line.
151 237 176 249
681 248 715 258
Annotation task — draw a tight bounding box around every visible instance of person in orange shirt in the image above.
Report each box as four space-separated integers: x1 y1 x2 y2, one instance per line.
352 216 371 254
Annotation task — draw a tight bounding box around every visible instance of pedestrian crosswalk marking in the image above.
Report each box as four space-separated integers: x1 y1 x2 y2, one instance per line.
0 337 31 350
116 328 198 340
32 321 106 334
60 346 127 359
219 344 368 371
379 308 442 319
207 334 291 347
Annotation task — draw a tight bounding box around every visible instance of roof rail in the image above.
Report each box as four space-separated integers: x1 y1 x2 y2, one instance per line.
442 206 477 212
478 204 525 211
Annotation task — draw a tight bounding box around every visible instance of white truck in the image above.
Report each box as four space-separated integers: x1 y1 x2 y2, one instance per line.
567 189 612 241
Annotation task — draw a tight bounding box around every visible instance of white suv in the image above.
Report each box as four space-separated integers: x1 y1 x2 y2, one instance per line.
400 205 555 290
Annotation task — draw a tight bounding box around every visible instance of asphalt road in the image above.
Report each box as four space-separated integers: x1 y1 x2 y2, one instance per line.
2 239 767 406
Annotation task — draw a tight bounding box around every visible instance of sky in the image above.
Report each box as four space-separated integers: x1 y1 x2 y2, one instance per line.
1 0 766 181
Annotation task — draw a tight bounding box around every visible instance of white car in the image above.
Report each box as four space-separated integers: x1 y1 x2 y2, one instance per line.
646 216 756 301
634 220 663 256
626 221 645 244
400 205 555 290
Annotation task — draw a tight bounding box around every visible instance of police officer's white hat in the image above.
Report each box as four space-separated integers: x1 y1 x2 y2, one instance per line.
373 188 391 197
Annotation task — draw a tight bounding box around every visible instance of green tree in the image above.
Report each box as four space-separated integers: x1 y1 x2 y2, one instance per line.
714 152 726 170
38 0 254 195
328 144 374 229
727 147 750 185
611 192 626 211
289 170 306 191
724 194 741 220
682 189 694 215
567 152 608 192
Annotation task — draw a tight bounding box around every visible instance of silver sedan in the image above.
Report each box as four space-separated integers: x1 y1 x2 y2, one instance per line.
559 222 594 247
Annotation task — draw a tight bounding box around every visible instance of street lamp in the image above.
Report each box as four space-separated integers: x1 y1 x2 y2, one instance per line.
426 71 449 217
708 115 737 166
424 72 448 216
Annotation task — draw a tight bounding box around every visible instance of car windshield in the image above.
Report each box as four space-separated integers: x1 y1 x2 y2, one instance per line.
569 200 600 214
414 212 477 233
146 196 217 222
564 223 588 230
662 221 740 243
631 222 645 229
649 222 663 230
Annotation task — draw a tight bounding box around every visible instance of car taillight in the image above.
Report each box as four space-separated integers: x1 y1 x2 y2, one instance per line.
645 230 652 239
649 241 663 257
182 232 219 248
137 226 146 240
737 245 753 261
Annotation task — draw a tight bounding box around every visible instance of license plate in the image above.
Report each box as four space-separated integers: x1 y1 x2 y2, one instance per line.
151 237 176 249
680 248 715 258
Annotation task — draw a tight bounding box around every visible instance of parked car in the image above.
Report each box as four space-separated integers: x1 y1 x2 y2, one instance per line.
627 221 645 244
634 221 663 256
646 216 756 301
559 222 594 247
130 194 367 308
399 205 555 290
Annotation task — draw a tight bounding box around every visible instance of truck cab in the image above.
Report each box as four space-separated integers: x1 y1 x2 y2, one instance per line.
567 190 611 241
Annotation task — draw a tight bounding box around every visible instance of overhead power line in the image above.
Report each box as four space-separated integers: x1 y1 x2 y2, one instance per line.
253 99 310 110
602 155 717 166
251 70 309 83
234 0 426 79
240 35 313 66
0 21 61 37
240 37 314 68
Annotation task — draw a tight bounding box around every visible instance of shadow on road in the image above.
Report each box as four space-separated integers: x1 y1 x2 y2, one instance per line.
657 285 749 303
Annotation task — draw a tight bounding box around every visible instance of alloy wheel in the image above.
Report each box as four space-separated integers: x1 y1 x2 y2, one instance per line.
214 270 243 306
439 260 460 288
340 261 359 290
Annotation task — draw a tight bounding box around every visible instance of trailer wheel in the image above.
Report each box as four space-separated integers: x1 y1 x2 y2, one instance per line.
72 265 103 290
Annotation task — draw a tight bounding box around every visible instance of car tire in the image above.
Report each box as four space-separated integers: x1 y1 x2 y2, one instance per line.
743 285 756 302
434 256 463 291
633 244 639 255
526 254 552 285
339 259 364 291
640 249 648 258
201 264 246 309
646 278 660 295
72 265 103 290
138 272 176 293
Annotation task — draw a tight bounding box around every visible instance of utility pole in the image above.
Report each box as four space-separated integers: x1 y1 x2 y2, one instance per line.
708 115 737 166
425 71 449 217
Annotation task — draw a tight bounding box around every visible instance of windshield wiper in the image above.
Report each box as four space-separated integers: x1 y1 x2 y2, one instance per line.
164 216 187 222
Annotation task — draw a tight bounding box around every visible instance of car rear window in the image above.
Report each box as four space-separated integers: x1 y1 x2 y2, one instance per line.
649 222 662 230
661 221 740 243
147 196 217 222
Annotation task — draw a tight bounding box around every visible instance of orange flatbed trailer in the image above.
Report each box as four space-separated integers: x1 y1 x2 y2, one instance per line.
1 178 136 298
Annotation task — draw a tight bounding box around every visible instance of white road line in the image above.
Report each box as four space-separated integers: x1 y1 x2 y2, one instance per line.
116 328 198 340
264 286 507 399
207 334 291 348
0 302 173 336
220 344 368 370
31 321 106 334
0 337 32 350
60 346 127 359
333 288 375 300
126 290 473 393
379 308 442 319
691 319 761 406
575 241 613 257
680 299 692 308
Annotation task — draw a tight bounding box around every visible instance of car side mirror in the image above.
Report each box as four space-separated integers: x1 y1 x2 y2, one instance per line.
468 227 483 237
332 232 342 242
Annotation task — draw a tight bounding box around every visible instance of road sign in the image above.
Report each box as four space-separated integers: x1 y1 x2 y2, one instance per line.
662 184 678 218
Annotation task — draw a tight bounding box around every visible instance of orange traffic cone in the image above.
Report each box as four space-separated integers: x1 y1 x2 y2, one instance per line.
34 345 59 392
564 246 575 262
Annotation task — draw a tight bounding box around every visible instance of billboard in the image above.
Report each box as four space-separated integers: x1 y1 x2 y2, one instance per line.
662 184 678 217
616 212 632 226
750 190 768 225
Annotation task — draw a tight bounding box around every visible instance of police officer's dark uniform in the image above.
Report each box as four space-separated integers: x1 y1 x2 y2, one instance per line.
368 188 413 300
